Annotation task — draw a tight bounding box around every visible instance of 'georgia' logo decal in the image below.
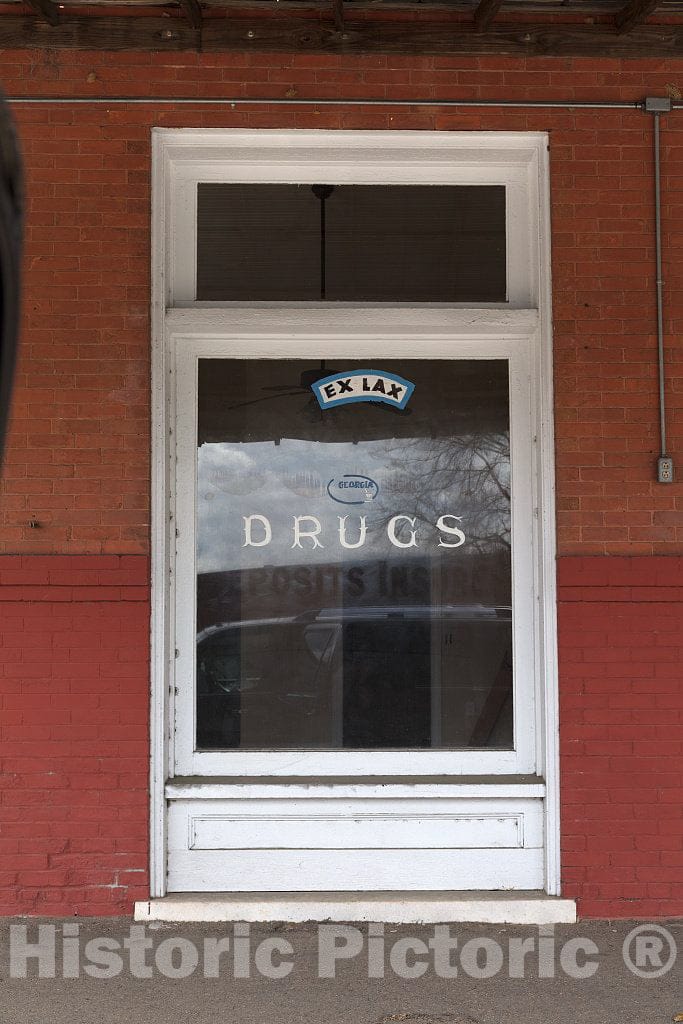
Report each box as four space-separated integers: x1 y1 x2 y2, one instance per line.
327 475 379 505
311 369 415 411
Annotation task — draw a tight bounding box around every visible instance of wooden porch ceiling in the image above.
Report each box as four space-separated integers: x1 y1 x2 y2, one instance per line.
1 0 683 56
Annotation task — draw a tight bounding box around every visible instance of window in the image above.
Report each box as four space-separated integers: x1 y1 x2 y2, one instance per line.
196 184 507 302
153 131 560 899
195 357 513 751
165 131 543 309
154 134 561 888
158 128 554 774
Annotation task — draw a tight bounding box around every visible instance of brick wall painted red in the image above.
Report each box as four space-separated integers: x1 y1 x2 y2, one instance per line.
0 49 682 917
559 556 683 918
0 556 149 916
2 554 681 919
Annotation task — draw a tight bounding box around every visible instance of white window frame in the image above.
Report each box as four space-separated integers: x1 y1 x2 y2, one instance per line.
150 129 559 895
172 313 536 777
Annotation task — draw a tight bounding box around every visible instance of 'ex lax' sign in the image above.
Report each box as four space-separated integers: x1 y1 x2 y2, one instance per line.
311 369 415 411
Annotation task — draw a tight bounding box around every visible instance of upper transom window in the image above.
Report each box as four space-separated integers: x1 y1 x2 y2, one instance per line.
196 183 507 303
162 130 546 309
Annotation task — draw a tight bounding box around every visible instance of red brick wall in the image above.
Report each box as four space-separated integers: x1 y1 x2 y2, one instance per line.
0 555 149 915
559 557 683 918
1 51 683 553
0 48 682 916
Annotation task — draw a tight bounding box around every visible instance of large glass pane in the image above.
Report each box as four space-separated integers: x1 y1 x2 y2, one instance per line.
196 184 506 302
196 359 513 750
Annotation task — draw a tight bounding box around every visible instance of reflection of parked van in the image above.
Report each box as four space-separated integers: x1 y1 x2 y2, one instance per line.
196 605 512 752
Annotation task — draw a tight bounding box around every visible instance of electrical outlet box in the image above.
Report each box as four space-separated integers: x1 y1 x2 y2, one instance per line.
657 456 674 483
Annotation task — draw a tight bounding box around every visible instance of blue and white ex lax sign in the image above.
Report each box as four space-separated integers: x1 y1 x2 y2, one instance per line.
311 369 415 411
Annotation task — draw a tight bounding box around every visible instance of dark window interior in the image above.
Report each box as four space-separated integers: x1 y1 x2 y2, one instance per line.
196 183 507 302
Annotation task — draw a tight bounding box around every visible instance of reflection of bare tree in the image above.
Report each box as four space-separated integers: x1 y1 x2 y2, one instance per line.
374 433 511 552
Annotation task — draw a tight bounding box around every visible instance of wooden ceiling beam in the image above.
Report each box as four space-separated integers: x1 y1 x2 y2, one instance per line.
1 14 683 57
178 0 202 29
24 0 60 26
474 0 504 33
616 0 660 33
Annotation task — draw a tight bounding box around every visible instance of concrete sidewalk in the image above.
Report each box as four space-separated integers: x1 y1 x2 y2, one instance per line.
0 919 680 1024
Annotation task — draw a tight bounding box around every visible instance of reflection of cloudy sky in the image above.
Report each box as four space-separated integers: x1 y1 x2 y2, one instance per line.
199 439 405 573
197 437 510 574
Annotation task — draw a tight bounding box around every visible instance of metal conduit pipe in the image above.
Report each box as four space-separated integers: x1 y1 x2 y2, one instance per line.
644 98 675 482
4 96 683 108
7 92 679 480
